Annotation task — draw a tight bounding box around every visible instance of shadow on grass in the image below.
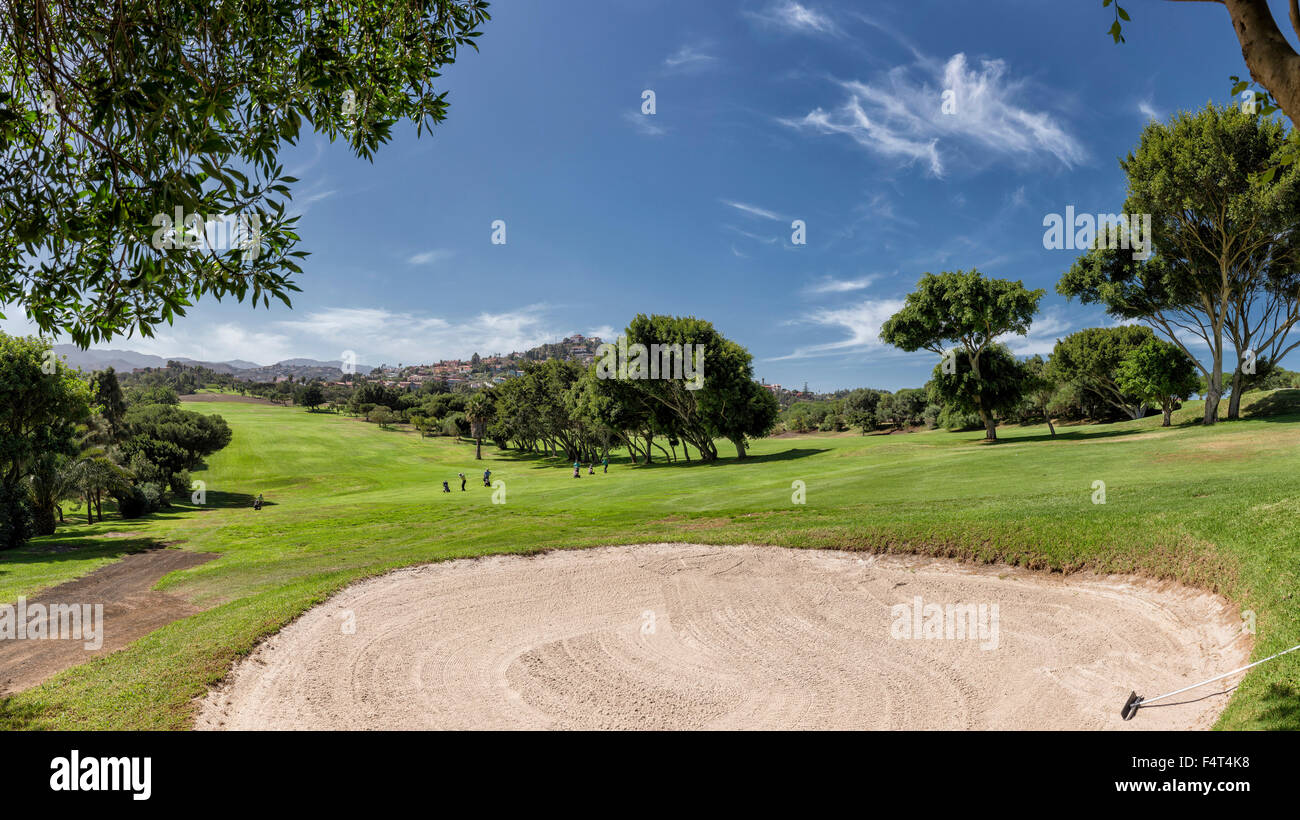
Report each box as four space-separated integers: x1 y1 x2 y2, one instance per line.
1006 423 1194 444
1244 389 1300 421
484 446 828 470
0 696 46 730
202 491 277 509
1253 680 1300 729
0 534 164 576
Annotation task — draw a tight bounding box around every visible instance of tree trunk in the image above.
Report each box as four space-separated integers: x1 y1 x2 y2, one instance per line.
1204 360 1223 424
1228 369 1244 419
474 437 482 459
734 439 747 459
86 492 94 524
1221 0 1300 126
1162 405 1172 427
1042 405 1056 439
981 412 997 441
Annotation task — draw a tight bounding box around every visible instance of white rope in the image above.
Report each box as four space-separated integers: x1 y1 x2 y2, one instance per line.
1137 642 1300 707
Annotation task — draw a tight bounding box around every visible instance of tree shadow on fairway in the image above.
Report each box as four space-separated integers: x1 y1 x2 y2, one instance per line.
1253 680 1300 730
1005 425 1186 445
1243 390 1300 422
629 447 830 468
200 490 277 509
0 534 166 578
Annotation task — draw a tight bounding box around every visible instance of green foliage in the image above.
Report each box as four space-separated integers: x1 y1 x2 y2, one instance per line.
842 388 886 433
0 1 491 346
1116 338 1201 424
0 334 92 547
882 269 1042 439
927 344 1027 424
119 404 233 494
296 382 325 410
1058 105 1300 422
875 388 928 430
1052 326 1155 420
366 406 396 428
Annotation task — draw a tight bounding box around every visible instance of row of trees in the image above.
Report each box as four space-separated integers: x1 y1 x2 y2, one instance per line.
324 315 781 463
0 334 233 550
879 104 1299 438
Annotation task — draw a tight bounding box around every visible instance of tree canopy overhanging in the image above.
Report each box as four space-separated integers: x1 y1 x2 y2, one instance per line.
0 0 490 347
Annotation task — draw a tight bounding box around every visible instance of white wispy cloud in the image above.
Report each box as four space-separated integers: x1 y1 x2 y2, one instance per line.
623 110 667 137
804 275 877 295
1137 99 1162 122
747 1 839 36
723 199 785 221
407 249 455 265
664 44 717 71
770 298 906 360
780 52 1086 176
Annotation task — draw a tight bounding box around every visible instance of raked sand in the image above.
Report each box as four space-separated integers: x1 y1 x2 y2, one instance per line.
196 544 1250 730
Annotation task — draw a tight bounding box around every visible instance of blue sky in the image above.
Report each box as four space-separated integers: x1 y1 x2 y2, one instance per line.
8 0 1296 391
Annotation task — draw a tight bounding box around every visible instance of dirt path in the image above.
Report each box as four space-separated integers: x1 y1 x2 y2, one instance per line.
0 549 216 695
197 544 1251 731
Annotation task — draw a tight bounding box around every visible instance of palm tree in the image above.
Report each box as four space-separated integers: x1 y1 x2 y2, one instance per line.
465 392 496 460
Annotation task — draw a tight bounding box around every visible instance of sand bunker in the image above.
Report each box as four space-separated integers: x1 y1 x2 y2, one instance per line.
197 544 1251 730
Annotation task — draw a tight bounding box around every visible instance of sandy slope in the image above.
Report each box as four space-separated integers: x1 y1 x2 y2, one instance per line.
196 544 1251 730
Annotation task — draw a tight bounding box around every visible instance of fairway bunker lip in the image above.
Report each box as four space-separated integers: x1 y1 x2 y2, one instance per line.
196 544 1251 731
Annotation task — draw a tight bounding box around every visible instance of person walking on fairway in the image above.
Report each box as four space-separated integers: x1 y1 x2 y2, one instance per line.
442 481 451 493
573 461 580 479
588 463 594 475
483 468 491 487
459 472 466 491
602 456 608 474
254 493 264 511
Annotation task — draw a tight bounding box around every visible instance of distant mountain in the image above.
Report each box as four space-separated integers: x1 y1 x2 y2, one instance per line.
51 346 372 380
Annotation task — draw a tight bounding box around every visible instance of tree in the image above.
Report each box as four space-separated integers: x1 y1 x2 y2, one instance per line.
696 340 779 458
1058 105 1300 423
926 345 1027 433
297 382 325 411
880 269 1044 440
367 406 396 429
0 333 91 548
0 1 490 346
843 388 885 433
465 391 496 459
91 368 128 440
1051 326 1155 421
1116 339 1202 426
875 388 929 431
119 404 232 494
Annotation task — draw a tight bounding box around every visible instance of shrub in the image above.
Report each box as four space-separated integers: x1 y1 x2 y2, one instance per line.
0 483 33 550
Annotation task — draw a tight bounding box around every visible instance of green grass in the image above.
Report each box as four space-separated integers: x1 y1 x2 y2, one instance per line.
4 391 1300 730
